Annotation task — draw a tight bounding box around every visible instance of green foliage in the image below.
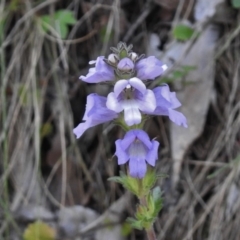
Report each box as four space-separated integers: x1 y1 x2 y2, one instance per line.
172 24 195 41
23 221 56 240
151 186 163 215
142 168 160 193
157 65 196 84
108 171 141 197
127 187 163 230
127 217 143 230
109 169 166 198
121 222 133 236
231 0 240 8
39 10 77 39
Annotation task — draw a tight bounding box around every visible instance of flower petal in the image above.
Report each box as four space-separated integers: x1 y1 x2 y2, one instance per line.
146 140 159 166
138 89 156 113
168 109 188 127
80 56 114 83
129 157 147 179
136 56 167 80
115 140 129 164
170 92 181 108
73 94 118 138
120 131 136 150
73 122 91 139
106 92 123 113
117 58 134 71
123 103 142 126
114 80 128 97
134 130 152 149
129 77 146 94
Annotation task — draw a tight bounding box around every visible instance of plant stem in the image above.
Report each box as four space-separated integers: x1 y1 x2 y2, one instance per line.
146 227 157 240
139 192 157 240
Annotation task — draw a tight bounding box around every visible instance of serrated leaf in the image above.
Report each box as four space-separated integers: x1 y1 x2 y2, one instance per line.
126 218 143 230
23 221 56 240
108 176 124 184
108 172 140 196
231 0 240 8
173 24 195 41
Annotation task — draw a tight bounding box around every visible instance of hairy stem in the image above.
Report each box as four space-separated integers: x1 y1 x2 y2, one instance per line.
138 190 157 240
146 227 157 240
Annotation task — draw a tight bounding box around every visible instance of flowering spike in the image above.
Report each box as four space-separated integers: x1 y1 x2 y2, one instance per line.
74 42 188 239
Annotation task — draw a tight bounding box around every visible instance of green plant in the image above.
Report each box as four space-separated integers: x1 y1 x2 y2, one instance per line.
39 10 77 39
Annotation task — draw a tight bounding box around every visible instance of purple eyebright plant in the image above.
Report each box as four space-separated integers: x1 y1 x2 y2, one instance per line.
74 42 187 240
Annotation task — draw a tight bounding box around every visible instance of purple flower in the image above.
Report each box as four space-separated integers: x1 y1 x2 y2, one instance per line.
115 130 159 178
148 85 187 127
73 94 118 138
106 77 156 126
80 56 115 83
136 56 168 80
117 57 134 71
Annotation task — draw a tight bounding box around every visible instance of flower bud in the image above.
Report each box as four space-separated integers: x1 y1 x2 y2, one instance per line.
108 53 118 64
117 57 134 71
129 52 138 62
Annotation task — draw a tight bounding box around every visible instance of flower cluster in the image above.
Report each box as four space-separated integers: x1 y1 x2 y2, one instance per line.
73 42 187 178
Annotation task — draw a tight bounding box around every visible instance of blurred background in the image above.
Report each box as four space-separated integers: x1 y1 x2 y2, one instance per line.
1 0 240 239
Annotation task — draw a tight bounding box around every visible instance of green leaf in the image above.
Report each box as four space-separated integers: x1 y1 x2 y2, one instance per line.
142 168 157 191
173 24 195 41
54 10 77 25
121 222 132 236
231 0 240 8
39 10 76 39
55 21 68 39
23 221 56 240
108 172 140 196
108 176 124 184
126 218 143 230
152 186 163 216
